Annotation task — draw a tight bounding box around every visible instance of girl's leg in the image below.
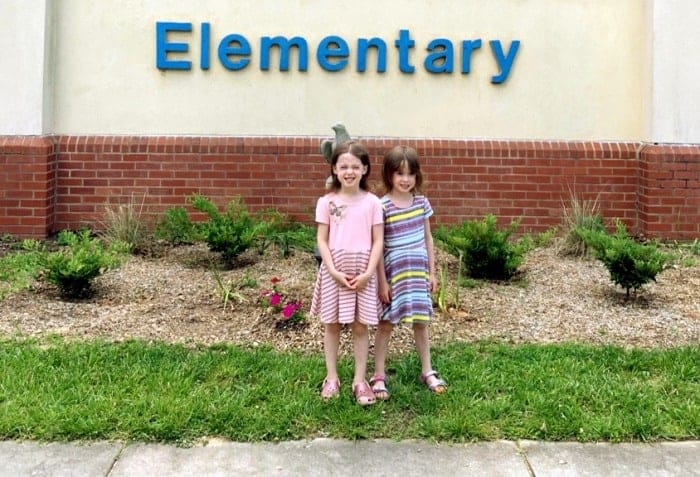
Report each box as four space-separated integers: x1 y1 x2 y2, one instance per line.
350 320 375 405
323 322 342 381
371 321 393 400
413 322 433 376
350 321 369 386
373 321 394 378
413 322 446 393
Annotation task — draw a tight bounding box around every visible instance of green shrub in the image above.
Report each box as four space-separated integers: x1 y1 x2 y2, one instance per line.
434 214 524 280
255 208 316 257
44 230 126 299
155 207 202 245
190 195 263 266
579 220 671 297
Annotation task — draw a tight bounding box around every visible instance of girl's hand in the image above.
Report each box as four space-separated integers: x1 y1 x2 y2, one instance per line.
348 272 371 291
429 274 438 294
331 270 355 289
378 282 391 304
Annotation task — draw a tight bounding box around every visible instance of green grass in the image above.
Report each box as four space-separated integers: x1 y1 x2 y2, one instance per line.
0 248 45 300
0 339 696 444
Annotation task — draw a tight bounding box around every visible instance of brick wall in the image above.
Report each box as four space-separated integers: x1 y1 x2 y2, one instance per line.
639 144 700 237
1 135 698 240
0 136 56 237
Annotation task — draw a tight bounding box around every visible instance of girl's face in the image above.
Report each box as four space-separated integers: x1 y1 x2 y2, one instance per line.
333 152 367 191
391 163 416 194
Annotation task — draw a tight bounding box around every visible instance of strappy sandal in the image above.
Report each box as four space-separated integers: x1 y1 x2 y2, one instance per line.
420 370 447 394
369 374 390 401
352 381 376 406
320 378 340 400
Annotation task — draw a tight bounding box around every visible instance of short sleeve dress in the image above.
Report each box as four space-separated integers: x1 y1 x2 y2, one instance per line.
310 191 384 325
380 195 434 325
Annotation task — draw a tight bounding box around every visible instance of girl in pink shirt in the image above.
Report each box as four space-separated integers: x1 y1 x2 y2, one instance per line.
310 141 384 406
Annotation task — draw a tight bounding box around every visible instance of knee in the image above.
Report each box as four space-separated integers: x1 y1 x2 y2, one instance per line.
413 322 428 334
352 321 368 337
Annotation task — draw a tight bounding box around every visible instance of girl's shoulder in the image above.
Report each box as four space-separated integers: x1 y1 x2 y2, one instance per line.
414 194 432 206
318 191 337 203
363 191 382 204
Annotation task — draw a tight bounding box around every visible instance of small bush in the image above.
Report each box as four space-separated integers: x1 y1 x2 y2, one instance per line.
434 214 524 280
190 195 264 266
255 208 316 257
579 220 671 297
155 207 201 245
44 230 127 299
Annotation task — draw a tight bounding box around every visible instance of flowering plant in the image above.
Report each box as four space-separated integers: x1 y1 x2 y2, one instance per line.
260 277 306 324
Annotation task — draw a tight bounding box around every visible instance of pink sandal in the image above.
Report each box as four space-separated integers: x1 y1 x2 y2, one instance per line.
369 374 390 401
320 378 340 400
420 370 447 394
352 381 376 406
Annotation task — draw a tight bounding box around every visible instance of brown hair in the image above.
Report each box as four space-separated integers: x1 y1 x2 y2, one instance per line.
329 141 371 191
382 145 423 194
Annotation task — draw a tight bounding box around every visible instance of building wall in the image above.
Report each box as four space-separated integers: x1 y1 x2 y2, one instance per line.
7 0 649 140
1 1 698 240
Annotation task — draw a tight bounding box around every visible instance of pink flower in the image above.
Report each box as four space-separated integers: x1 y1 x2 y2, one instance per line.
269 293 282 306
270 277 281 285
282 303 297 319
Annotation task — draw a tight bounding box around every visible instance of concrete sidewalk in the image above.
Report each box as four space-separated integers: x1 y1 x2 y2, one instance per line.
0 438 698 476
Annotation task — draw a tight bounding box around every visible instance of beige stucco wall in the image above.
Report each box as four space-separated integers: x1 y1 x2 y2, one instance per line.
0 0 50 135
650 0 700 143
42 0 645 140
5 0 697 142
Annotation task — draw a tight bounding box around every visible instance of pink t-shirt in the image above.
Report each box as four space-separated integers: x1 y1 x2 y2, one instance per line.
315 191 383 252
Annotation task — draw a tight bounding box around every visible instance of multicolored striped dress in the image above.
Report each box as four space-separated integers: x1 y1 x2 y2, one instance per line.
380 195 434 325
310 191 384 325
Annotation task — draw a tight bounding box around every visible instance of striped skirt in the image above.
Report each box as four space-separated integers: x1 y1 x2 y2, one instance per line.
310 249 381 325
380 245 433 325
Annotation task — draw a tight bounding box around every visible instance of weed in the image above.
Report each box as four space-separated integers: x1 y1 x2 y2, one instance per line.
559 187 605 257
99 194 149 253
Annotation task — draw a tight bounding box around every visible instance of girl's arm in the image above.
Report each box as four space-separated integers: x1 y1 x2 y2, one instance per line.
350 223 384 291
317 223 352 288
377 251 390 303
424 218 438 293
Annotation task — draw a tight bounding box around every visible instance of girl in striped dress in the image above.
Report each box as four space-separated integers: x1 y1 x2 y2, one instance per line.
371 146 447 400
310 141 384 406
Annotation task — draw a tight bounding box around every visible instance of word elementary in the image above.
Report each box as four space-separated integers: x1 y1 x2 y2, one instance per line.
156 22 521 84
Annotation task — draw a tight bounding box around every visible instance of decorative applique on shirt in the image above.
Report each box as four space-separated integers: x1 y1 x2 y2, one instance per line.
329 201 347 224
